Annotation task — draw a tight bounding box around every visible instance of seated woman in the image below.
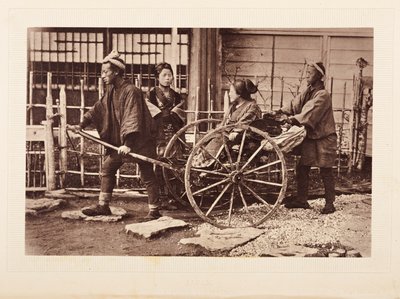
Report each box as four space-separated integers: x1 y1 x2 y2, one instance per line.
192 79 262 167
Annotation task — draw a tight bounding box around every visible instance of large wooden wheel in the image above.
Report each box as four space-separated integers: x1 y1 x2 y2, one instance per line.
162 119 221 207
184 123 287 228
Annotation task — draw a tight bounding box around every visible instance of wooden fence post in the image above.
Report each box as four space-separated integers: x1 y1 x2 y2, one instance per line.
350 59 368 171
98 77 104 100
351 72 362 170
29 71 33 125
207 78 212 130
137 74 142 89
356 86 373 170
347 74 355 174
223 90 229 115
45 72 56 190
59 85 67 187
27 71 34 187
171 28 179 89
280 77 284 108
337 81 346 175
193 86 200 144
80 79 85 186
98 78 104 175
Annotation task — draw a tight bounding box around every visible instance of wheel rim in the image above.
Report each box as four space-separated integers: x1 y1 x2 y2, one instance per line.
185 123 287 228
163 119 221 207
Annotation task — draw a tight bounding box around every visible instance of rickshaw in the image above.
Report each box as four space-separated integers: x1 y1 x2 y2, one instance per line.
78 116 305 228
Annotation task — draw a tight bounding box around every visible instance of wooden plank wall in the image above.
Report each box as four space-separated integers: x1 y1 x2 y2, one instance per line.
220 29 373 156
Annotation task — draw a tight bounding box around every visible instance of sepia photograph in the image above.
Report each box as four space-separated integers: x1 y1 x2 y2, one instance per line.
3 3 399 299
25 27 373 257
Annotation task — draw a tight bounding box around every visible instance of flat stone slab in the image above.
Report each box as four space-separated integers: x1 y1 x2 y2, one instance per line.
125 216 189 238
260 245 319 257
26 198 66 215
61 206 127 222
179 226 264 252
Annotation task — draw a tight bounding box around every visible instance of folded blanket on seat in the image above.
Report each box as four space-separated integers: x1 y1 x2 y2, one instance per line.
264 125 306 153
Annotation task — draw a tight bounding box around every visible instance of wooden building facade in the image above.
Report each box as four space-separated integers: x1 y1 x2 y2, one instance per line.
188 28 373 156
26 27 373 191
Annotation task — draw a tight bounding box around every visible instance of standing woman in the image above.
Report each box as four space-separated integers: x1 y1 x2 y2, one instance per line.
148 62 185 201
148 62 185 154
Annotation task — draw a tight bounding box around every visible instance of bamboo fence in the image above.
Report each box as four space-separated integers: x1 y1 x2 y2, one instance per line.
26 71 367 191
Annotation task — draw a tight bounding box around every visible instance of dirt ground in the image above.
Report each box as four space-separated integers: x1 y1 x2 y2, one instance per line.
25 191 371 257
26 196 210 256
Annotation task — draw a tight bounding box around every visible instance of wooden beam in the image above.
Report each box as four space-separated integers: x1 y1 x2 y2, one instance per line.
45 72 56 190
221 28 373 37
215 28 223 111
79 79 85 186
188 28 219 117
59 85 67 188
188 28 201 115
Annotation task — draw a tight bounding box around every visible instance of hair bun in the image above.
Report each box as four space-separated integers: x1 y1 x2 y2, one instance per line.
154 62 173 77
245 79 258 94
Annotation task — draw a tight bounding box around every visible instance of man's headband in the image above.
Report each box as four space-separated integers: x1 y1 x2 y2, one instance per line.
308 61 325 76
102 50 126 70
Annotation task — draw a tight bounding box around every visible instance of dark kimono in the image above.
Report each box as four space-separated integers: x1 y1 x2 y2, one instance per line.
148 87 184 146
80 80 158 156
281 82 337 167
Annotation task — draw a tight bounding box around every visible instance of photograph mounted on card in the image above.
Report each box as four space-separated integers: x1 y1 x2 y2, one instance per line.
25 27 372 258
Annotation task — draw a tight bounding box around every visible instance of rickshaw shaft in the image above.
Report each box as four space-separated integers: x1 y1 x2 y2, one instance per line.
75 130 183 173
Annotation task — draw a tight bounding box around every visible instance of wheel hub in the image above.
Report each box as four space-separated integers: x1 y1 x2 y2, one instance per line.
230 171 243 184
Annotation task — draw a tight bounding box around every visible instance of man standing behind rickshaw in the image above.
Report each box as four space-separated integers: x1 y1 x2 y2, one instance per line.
277 62 337 214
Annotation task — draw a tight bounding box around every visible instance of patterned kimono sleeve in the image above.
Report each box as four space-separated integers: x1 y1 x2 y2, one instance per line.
232 102 262 132
238 102 262 124
292 90 331 130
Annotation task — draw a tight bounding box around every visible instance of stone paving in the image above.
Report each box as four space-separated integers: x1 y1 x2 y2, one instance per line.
125 216 189 238
26 198 66 216
61 206 127 222
179 225 264 252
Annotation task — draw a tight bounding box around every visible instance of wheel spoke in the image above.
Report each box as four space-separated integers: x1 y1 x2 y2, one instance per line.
241 181 271 208
227 186 235 226
179 190 187 199
243 160 282 175
239 139 269 172
173 171 184 184
167 171 184 184
244 178 283 187
255 169 282 175
192 177 230 196
168 176 177 182
222 137 234 170
198 145 230 172
236 130 247 168
238 185 255 225
191 168 229 177
198 192 205 207
177 136 191 149
205 183 231 216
